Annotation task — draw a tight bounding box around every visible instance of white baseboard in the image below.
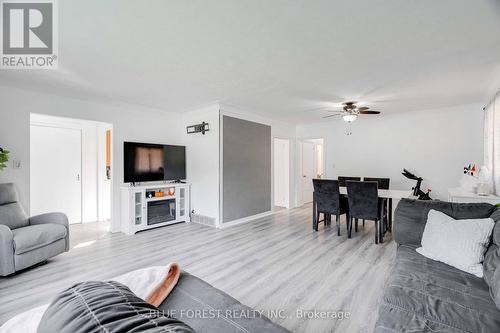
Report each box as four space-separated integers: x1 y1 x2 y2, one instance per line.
218 211 273 229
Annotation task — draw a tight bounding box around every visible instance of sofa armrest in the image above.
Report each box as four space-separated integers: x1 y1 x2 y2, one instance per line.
30 213 70 251
393 199 428 246
0 224 15 276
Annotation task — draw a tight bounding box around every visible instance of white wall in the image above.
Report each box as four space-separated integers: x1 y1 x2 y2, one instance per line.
0 86 182 232
296 104 484 200
180 104 221 225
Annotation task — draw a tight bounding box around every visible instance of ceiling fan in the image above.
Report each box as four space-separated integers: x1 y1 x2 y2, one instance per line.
323 101 381 122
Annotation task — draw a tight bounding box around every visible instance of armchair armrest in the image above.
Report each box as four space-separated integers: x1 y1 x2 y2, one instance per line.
0 224 15 276
29 212 69 228
30 212 70 251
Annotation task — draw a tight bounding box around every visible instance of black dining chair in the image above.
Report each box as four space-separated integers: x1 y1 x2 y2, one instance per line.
338 176 361 187
363 177 390 230
363 177 390 190
345 181 386 244
312 179 349 235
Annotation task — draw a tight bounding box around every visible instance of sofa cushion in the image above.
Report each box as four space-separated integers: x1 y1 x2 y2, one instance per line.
0 183 28 230
12 224 67 254
38 281 194 333
14 238 66 271
375 245 500 333
0 202 28 230
159 272 291 333
0 183 19 205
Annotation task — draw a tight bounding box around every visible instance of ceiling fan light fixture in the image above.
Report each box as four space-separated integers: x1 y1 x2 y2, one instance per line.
342 114 357 122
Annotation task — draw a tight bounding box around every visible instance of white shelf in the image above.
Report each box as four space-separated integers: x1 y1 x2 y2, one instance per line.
145 195 176 202
448 187 500 205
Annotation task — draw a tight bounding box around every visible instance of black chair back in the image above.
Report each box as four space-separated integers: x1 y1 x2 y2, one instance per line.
312 179 342 214
346 181 379 220
338 176 361 187
364 177 390 190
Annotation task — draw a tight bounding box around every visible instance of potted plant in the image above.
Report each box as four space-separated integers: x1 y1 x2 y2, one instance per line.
0 147 9 171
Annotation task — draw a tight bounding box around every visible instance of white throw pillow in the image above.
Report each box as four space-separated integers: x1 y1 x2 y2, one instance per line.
416 209 494 277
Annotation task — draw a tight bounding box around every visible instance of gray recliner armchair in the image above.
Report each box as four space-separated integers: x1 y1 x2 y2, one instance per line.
0 183 69 276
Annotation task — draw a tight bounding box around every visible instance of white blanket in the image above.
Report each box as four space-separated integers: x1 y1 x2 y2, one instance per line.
0 265 174 333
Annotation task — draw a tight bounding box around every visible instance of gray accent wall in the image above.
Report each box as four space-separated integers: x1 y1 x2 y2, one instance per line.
222 116 271 223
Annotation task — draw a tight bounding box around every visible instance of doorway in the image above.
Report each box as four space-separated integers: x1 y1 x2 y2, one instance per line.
273 138 290 209
30 114 112 226
299 138 325 205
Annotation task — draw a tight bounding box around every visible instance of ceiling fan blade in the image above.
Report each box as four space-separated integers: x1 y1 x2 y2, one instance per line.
357 106 370 111
322 114 341 118
359 110 381 114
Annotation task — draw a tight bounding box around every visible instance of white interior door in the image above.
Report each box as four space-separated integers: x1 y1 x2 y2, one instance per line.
30 125 82 224
301 141 315 204
273 138 290 208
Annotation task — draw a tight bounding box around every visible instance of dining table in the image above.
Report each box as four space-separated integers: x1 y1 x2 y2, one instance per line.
313 187 413 233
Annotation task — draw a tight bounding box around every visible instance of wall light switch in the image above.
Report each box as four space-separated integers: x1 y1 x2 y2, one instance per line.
12 160 21 169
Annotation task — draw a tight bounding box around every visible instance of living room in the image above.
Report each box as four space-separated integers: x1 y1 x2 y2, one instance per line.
0 1 500 332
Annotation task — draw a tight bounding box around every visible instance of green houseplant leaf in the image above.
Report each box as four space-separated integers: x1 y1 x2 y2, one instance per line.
0 147 10 171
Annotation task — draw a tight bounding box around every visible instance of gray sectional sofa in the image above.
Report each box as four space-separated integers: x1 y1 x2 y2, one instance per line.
0 183 70 276
375 199 500 332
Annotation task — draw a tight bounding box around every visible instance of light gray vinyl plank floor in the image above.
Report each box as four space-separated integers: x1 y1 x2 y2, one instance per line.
0 204 396 333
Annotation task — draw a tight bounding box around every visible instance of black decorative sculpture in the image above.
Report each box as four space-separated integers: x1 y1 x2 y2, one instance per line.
402 168 432 200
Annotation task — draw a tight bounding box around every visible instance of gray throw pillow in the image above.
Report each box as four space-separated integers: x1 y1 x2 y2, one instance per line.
37 281 195 333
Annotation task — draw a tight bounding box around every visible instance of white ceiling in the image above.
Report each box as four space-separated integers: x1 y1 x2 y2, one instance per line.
2 0 500 123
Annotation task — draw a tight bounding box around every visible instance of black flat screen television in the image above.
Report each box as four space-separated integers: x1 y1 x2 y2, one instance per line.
124 142 186 183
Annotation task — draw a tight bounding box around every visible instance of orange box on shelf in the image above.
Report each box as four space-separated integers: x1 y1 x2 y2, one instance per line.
155 191 164 197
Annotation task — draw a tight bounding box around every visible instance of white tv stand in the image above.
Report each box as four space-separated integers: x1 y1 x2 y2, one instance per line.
121 183 191 235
